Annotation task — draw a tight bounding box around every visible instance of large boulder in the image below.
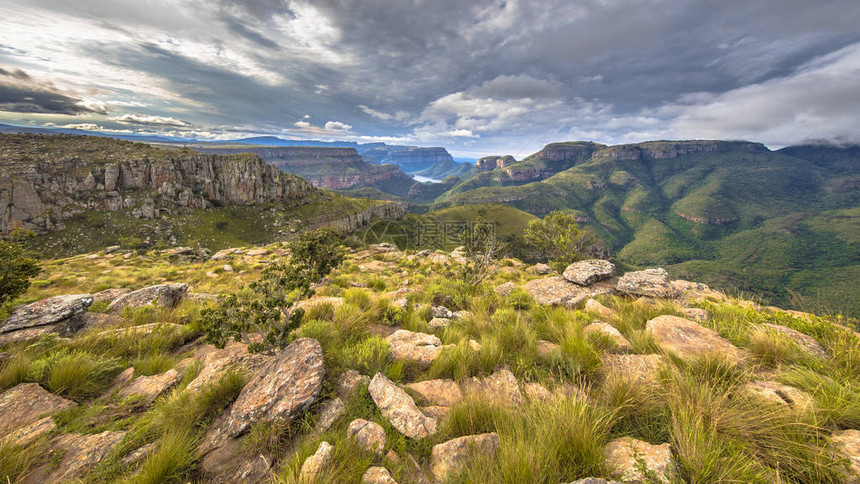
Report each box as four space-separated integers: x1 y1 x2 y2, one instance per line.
462 368 524 405
646 315 748 363
368 373 437 439
0 293 92 337
347 418 387 455
524 276 615 308
616 269 678 298
563 260 616 286
604 437 674 483
387 330 449 366
0 383 77 435
430 433 500 482
107 283 188 313
742 381 814 410
405 379 463 407
583 322 632 352
761 323 829 360
225 337 324 436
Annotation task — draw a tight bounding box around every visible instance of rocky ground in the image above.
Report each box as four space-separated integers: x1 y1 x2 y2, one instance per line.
1 245 859 483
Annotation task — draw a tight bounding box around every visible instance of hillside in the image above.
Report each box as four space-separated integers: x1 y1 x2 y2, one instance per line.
434 141 860 316
0 244 858 483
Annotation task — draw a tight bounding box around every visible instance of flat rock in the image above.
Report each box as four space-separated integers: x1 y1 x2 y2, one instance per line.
387 330 448 366
430 433 500 482
601 354 665 385
762 323 828 359
585 299 617 319
462 368 523 405
604 437 674 483
300 441 333 482
187 341 267 393
225 337 324 436
107 283 188 313
5 416 56 447
45 431 126 482
405 379 463 407
742 381 814 410
832 429 860 482
1 293 92 335
563 259 616 286
616 269 678 298
369 373 437 439
362 466 398 484
118 368 181 403
584 322 632 352
0 383 77 434
525 276 615 308
646 315 747 363
348 418 387 455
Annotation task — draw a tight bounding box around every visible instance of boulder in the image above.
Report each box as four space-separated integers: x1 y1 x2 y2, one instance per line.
616 269 678 298
91 288 131 303
362 466 399 484
430 433 500 482
671 280 728 304
428 317 450 329
762 323 829 360
680 307 711 322
742 381 814 410
537 339 561 358
313 397 345 436
524 276 615 308
494 282 517 296
0 293 92 336
646 315 748 363
245 248 270 256
583 322 632 352
585 299 617 319
347 418 387 455
300 441 333 482
118 368 181 403
601 354 665 386
368 373 437 439
44 431 126 482
563 259 616 286
832 429 860 482
107 283 188 313
0 383 77 434
225 337 324 436
405 379 463 407
523 382 553 402
387 330 449 366
462 368 523 405
530 263 554 275
604 437 674 483
430 305 453 319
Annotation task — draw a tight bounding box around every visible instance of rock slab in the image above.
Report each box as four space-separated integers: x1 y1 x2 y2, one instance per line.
368 373 437 439
646 315 747 363
1 293 92 335
617 269 678 298
0 383 77 434
107 283 188 313
347 418 387 455
563 259 616 286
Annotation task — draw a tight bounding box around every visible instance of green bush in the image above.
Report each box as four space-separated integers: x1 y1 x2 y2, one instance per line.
0 236 40 305
341 336 391 375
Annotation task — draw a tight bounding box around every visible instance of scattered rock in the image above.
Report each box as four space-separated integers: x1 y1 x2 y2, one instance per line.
583 321 632 352
430 433 500 482
368 373 437 439
524 276 615 308
646 315 747 363
118 369 181 403
604 437 674 483
601 354 665 385
210 248 238 260
245 248 270 256
338 369 370 398
670 280 728 304
832 429 860 482
348 418 387 455
494 282 517 296
0 293 93 337
462 368 523 405
762 323 829 359
387 330 449 366
428 317 450 329
585 299 617 319
362 466 399 484
430 305 454 319
300 441 333 483
531 263 554 275
225 338 324 436
468 339 482 351
405 379 463 407
107 283 188 313
91 288 131 303
453 310 472 320
313 397 345 436
44 431 126 482
0 383 77 435
742 381 814 410
563 259 616 286
616 268 678 298
680 307 711 322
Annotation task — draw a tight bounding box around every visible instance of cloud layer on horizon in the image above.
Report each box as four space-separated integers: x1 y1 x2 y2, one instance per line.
1 0 859 157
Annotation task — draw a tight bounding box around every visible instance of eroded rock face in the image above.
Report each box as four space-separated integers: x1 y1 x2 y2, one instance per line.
387 330 448 366
368 373 437 439
742 381 814 410
225 337 324 436
832 429 860 482
584 322 632 352
0 383 77 435
525 276 615 308
563 260 616 286
347 418 387 455
405 379 463 407
617 269 678 298
604 437 674 483
0 293 92 336
646 315 747 363
761 323 829 360
430 433 500 483
300 441 333 482
118 368 181 403
362 466 399 484
107 283 188 313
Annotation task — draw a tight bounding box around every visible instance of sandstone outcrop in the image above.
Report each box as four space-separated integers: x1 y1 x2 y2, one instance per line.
525 276 615 308
406 379 463 407
300 441 333 482
118 368 181 403
742 381 814 410
387 329 449 366
584 321 632 352
832 429 860 482
362 466 399 484
761 323 829 359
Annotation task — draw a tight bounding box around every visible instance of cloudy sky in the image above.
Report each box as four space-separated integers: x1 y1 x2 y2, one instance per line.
1 0 859 157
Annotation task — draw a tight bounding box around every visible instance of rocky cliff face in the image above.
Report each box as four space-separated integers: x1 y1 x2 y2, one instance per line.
0 135 317 234
591 140 767 161
359 146 453 173
472 155 516 173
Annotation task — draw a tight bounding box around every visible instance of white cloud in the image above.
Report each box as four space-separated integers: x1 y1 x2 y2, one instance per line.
324 120 352 131
293 120 311 128
447 129 478 138
112 113 190 127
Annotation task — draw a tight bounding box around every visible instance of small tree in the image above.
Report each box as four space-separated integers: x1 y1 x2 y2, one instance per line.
0 233 41 305
524 211 588 273
457 217 505 285
201 228 345 353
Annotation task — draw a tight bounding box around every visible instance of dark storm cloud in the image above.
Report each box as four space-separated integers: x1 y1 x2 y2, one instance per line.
0 66 108 115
